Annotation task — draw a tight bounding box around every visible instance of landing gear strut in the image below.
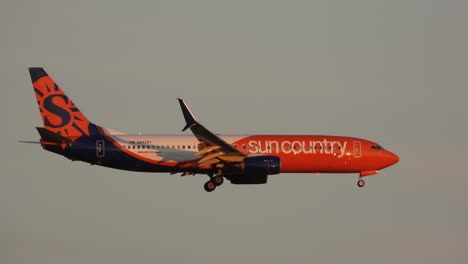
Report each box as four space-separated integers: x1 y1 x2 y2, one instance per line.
357 177 365 188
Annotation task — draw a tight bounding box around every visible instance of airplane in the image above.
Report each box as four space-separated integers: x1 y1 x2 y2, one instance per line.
25 67 399 192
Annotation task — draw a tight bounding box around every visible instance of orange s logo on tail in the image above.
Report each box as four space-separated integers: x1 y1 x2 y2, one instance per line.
29 68 90 140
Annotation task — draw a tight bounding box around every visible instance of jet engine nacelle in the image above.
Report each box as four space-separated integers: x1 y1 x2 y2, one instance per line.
242 155 281 175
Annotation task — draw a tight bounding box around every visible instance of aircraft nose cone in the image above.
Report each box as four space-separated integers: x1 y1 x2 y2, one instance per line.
386 151 399 166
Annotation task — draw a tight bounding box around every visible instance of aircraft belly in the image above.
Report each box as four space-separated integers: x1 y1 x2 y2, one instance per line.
279 152 355 173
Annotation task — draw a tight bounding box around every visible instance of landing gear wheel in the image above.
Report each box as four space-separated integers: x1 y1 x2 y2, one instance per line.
204 181 216 192
357 179 365 188
212 175 224 186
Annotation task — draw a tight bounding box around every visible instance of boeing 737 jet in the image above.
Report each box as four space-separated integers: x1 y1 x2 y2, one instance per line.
25 68 399 192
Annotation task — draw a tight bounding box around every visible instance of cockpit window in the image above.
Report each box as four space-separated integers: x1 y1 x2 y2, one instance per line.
371 145 384 150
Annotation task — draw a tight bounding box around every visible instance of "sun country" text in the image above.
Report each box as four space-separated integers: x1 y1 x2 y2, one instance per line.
248 139 348 158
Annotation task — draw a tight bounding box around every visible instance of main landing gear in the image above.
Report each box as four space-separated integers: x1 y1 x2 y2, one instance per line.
203 175 224 192
204 181 216 192
357 177 365 188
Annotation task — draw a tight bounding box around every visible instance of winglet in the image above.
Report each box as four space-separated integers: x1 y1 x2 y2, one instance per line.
177 98 198 132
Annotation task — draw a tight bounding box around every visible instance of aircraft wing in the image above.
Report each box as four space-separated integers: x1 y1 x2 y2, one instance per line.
178 99 246 168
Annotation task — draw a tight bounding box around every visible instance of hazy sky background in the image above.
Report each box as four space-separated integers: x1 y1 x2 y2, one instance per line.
2 0 468 263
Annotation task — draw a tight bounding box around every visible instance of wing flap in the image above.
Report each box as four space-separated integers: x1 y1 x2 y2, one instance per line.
217 155 244 163
196 145 221 156
198 158 221 167
198 152 225 164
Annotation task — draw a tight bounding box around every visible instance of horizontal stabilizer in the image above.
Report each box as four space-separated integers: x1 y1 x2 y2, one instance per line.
18 141 41 144
36 127 73 143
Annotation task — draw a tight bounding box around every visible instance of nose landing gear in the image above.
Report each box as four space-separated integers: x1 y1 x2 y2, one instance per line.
357 177 365 188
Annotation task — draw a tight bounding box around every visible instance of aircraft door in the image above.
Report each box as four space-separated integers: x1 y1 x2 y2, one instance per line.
353 141 361 158
96 140 105 158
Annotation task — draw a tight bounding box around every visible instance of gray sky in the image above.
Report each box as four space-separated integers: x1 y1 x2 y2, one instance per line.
2 0 468 263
